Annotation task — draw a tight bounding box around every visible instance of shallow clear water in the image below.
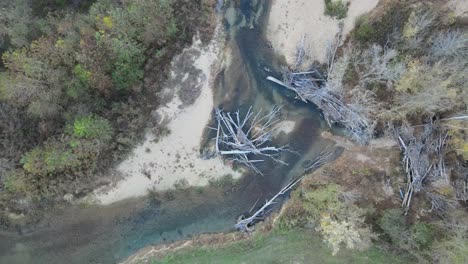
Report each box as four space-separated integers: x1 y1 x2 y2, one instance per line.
0 1 333 263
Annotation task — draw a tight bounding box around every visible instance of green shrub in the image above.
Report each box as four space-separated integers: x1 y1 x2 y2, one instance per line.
302 183 343 219
65 79 88 99
71 115 114 142
324 0 348 19
378 209 406 244
73 64 91 84
278 199 306 230
410 222 433 248
354 15 376 44
0 72 7 101
111 38 145 91
3 172 29 194
166 18 178 39
378 209 434 254
21 142 80 177
279 184 343 229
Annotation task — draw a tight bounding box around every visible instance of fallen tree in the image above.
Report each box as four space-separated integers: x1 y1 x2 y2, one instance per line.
213 106 287 174
235 147 337 232
267 28 376 144
395 122 450 214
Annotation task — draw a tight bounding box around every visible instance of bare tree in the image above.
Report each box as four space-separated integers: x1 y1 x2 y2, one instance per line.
403 9 436 50
213 106 287 174
355 44 405 88
392 60 465 118
430 30 468 60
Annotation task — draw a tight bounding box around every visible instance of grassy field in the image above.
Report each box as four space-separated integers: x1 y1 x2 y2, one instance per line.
153 228 412 264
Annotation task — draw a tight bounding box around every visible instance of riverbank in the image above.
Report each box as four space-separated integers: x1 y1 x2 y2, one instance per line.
134 228 411 264
90 20 242 205
120 132 408 264
267 0 379 65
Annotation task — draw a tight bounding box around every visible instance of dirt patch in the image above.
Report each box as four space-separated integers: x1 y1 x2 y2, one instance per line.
309 133 403 207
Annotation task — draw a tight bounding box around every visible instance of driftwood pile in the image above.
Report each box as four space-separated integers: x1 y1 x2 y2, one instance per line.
213 106 287 174
395 123 450 213
267 29 374 144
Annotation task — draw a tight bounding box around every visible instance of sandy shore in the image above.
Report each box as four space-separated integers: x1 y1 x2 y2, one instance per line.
267 0 379 65
447 0 468 17
91 24 241 205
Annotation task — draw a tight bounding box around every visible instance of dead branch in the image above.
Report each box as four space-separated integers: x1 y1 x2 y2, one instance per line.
340 190 362 203
426 192 457 212
303 146 337 172
355 44 405 88
235 146 337 232
214 106 287 174
395 123 450 214
235 175 304 232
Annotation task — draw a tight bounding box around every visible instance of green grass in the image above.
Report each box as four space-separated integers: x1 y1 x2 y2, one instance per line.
152 228 412 264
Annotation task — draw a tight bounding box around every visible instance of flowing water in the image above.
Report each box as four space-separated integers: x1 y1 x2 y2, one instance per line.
0 1 334 263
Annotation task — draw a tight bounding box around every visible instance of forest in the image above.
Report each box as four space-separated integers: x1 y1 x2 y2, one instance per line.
0 0 214 224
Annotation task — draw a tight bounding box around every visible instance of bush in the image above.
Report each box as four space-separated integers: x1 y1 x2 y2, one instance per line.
73 64 91 85
324 0 348 19
378 209 434 253
71 115 113 142
3 171 29 194
403 10 435 44
354 15 376 44
278 199 306 230
110 38 145 91
319 213 373 255
378 209 406 244
0 0 38 49
447 120 468 160
410 223 433 248
20 141 80 177
279 183 375 255
302 183 343 219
